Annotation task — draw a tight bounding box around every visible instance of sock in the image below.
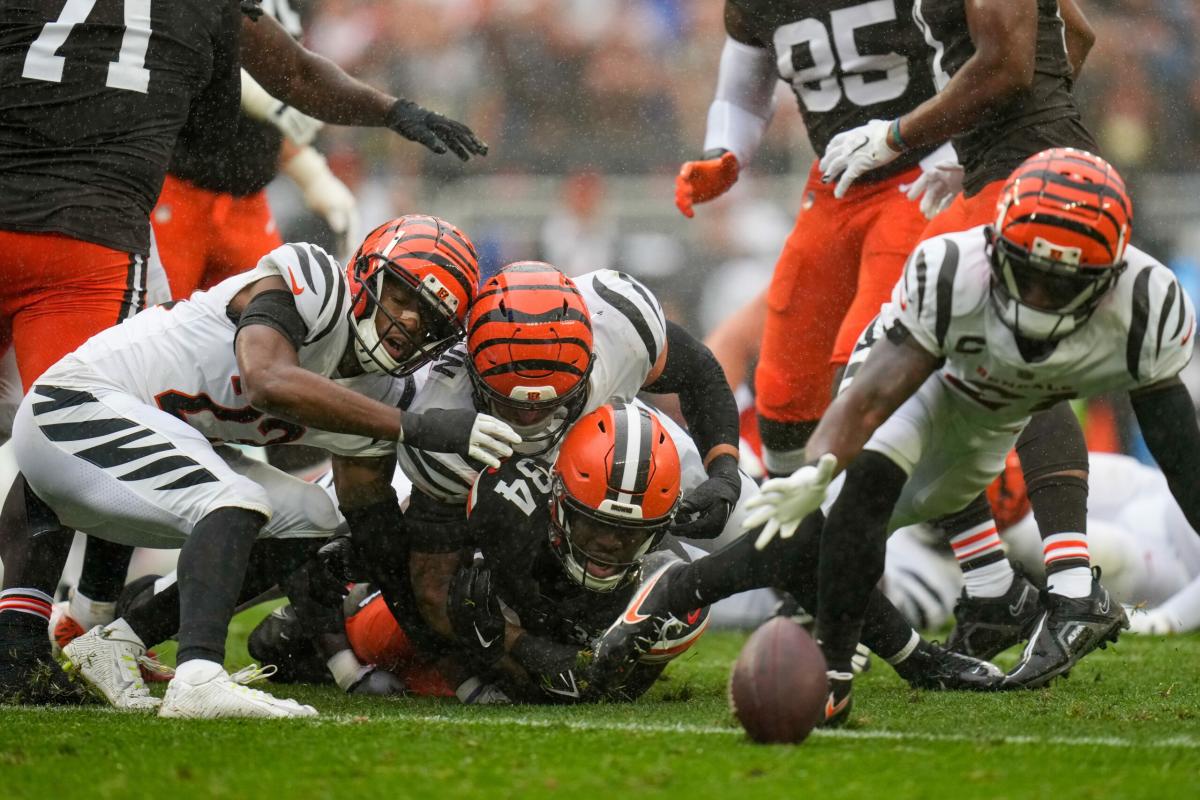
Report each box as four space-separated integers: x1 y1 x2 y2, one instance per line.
883 630 921 666
0 588 53 633
76 536 135 605
68 590 117 630
1045 559 1092 598
1042 532 1091 598
176 507 265 665
937 494 1014 598
173 658 223 685
758 418 819 478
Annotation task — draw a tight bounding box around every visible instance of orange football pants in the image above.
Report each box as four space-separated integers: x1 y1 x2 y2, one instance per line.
755 162 929 425
0 230 146 391
151 175 283 300
344 590 455 697
917 178 1006 240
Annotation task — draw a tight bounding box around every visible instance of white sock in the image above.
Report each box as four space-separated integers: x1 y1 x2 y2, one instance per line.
174 659 224 685
69 590 117 630
1046 566 1093 598
962 559 1015 598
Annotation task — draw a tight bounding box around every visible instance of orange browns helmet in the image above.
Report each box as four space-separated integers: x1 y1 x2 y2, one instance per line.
989 148 1133 341
550 403 682 592
467 262 594 453
986 450 1031 533
346 215 479 376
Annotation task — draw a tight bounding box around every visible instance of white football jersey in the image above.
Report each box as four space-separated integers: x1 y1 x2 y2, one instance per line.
398 269 668 504
877 226 1196 428
38 243 414 458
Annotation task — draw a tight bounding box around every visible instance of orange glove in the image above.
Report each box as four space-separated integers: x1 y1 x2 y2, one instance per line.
675 150 739 218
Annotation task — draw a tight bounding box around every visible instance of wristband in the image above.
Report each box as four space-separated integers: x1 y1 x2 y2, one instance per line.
327 648 370 691
889 118 908 152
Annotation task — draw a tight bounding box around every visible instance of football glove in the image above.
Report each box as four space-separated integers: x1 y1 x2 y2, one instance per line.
455 676 512 705
399 409 520 469
348 667 406 696
670 457 741 540
283 148 361 261
385 99 488 161
675 149 739 218
745 453 838 549
316 535 367 585
819 119 900 199
902 158 963 219
447 564 506 664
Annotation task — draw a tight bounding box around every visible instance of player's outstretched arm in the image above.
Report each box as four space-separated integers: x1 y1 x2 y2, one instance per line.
1130 377 1200 534
1059 0 1096 79
240 14 487 160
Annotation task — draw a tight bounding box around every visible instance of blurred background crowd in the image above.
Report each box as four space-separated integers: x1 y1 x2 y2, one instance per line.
268 0 1200 457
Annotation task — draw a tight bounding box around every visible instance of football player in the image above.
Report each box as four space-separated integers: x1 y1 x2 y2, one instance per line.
381 263 745 658
249 404 711 704
0 216 519 716
736 150 1200 721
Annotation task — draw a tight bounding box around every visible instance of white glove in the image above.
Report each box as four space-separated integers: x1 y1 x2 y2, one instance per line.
456 676 512 705
399 409 522 470
467 414 522 469
744 453 838 550
1124 605 1180 635
902 159 963 219
282 148 361 262
819 119 900 199
240 70 324 147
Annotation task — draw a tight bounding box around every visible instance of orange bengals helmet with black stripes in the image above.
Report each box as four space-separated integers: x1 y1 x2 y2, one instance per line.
550 403 681 592
467 261 594 453
346 215 479 376
989 148 1132 341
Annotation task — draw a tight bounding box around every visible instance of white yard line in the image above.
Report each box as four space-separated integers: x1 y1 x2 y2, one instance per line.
319 713 1200 750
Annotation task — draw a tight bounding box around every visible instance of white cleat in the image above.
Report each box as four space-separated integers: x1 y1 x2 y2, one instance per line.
159 660 317 719
62 622 160 710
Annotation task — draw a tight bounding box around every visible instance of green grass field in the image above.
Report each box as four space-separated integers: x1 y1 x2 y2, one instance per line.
2 603 1197 799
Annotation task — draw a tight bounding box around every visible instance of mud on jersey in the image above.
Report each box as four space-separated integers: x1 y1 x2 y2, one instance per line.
38 242 414 456
398 269 668 505
873 227 1195 427
730 0 937 178
0 0 242 255
912 0 1097 194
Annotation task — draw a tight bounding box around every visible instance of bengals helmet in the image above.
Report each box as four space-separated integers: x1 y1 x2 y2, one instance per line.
347 215 479 376
549 403 681 592
467 262 594 453
988 148 1132 341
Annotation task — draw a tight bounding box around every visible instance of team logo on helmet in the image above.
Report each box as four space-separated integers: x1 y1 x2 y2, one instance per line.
467 261 595 454
346 215 479 376
988 148 1132 342
549 403 681 592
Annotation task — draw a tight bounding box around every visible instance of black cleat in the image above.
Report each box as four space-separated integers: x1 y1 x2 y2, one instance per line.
819 671 853 728
1003 568 1128 690
946 569 1041 659
893 639 1004 691
0 629 95 705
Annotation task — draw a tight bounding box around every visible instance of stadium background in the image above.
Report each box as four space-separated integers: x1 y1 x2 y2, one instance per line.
267 0 1200 458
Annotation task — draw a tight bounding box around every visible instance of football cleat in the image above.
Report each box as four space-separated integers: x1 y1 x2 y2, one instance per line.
159 661 317 719
1003 569 1128 689
0 629 94 705
49 601 85 655
893 640 1004 691
62 623 160 710
820 671 853 728
946 570 1042 659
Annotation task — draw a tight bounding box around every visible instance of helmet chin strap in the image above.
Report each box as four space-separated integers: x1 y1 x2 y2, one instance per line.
508 407 570 455
353 310 402 375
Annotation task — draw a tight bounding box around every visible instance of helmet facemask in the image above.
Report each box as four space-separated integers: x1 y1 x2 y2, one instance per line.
350 255 464 377
469 362 593 456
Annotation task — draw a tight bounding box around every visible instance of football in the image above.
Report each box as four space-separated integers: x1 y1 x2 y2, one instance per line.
728 616 829 744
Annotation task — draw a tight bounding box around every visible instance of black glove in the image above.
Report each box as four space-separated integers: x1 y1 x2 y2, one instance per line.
447 564 506 663
400 408 519 469
669 456 741 539
317 535 367 585
385 99 489 161
512 634 594 703
347 667 406 696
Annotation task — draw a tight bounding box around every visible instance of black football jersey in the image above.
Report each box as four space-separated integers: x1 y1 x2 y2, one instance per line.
912 0 1097 194
169 0 306 197
730 0 938 180
467 457 634 647
0 0 242 255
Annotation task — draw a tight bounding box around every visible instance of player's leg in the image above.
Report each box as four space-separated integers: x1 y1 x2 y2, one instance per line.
206 190 283 289
755 167 870 476
150 176 217 300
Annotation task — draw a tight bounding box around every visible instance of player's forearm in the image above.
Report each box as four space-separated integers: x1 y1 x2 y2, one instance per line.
1131 380 1200 532
241 14 393 126
410 550 459 639
241 363 402 440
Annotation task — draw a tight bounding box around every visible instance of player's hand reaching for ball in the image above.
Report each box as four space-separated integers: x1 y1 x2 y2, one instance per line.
745 453 838 549
386 100 489 161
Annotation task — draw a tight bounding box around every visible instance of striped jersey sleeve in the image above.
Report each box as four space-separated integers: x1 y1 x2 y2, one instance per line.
880 235 965 359
1123 254 1196 387
254 243 350 346
583 269 669 391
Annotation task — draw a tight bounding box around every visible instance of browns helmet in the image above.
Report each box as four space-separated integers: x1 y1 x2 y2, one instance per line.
549 403 681 592
347 215 479 376
467 261 594 453
988 148 1132 341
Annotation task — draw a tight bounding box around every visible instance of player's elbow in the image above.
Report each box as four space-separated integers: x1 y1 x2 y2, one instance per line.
240 364 295 412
